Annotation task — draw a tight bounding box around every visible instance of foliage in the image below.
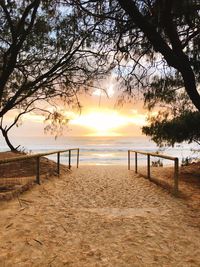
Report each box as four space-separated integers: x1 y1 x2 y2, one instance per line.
181 157 191 166
151 159 163 167
143 111 200 146
0 0 111 150
1 0 200 150
44 111 70 139
74 0 200 111
78 0 200 147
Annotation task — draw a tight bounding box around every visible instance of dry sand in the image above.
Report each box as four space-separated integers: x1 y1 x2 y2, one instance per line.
0 165 200 267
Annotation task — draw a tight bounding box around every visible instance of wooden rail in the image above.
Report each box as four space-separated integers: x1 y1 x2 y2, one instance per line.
128 150 179 196
0 148 80 185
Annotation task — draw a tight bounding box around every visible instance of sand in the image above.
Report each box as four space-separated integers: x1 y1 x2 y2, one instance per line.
0 165 200 267
0 152 65 200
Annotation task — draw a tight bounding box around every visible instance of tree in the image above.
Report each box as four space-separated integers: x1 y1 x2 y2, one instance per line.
142 74 200 147
142 111 200 146
0 0 110 150
75 0 200 108
1 1 199 150
73 0 200 146
116 0 200 110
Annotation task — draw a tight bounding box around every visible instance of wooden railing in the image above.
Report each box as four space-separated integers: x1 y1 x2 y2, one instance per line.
128 150 179 196
0 148 80 185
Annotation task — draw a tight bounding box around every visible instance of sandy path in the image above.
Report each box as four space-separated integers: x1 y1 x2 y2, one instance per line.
0 166 199 267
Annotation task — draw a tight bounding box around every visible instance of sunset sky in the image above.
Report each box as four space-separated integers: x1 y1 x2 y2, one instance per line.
5 77 151 138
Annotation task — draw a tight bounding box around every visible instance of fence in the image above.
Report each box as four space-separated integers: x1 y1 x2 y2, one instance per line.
0 148 79 185
128 150 179 196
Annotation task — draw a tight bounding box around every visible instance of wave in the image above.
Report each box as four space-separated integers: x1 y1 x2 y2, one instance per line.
0 135 199 165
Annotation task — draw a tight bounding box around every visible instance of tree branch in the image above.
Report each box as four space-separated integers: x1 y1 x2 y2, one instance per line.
0 0 15 39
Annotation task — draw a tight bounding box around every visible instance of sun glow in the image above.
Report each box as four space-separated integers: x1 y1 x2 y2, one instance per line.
70 109 147 136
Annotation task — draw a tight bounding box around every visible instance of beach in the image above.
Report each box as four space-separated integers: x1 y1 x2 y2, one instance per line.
1 1 199 266
0 165 200 266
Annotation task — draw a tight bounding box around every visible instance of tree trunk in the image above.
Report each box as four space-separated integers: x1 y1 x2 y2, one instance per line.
1 128 18 151
180 65 200 111
117 0 200 112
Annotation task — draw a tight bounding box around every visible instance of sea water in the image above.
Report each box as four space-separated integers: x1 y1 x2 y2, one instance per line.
0 135 199 166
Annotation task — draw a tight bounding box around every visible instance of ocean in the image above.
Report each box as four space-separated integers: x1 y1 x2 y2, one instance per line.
0 135 199 166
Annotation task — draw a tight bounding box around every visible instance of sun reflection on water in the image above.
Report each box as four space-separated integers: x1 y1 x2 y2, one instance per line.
93 153 115 158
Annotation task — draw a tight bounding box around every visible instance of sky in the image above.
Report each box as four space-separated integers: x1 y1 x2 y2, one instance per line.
5 77 152 138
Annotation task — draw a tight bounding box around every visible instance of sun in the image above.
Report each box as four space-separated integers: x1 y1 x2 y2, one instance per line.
70 111 126 136
70 110 130 136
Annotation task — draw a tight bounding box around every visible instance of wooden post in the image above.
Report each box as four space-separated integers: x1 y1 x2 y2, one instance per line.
128 150 130 170
147 154 150 179
68 150 71 169
57 152 60 175
77 149 79 168
135 152 138 173
174 158 179 196
36 157 40 184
